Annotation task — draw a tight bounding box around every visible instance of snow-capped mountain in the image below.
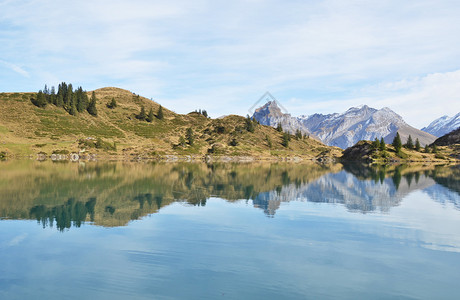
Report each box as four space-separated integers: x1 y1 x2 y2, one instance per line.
252 102 436 149
421 113 460 137
252 101 313 136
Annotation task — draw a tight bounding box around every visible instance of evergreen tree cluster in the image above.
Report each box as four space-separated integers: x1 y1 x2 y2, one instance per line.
194 109 208 118
281 132 290 148
276 123 283 132
245 115 256 133
392 134 423 152
371 137 386 151
405 135 414 149
295 129 303 140
137 105 164 122
403 135 422 152
177 128 194 147
31 83 97 116
369 137 388 160
392 133 428 155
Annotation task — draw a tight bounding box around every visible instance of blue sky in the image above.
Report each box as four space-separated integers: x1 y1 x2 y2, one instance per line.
1 0 460 128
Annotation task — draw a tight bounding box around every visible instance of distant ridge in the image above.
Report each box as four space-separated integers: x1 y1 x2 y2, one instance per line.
422 113 460 137
253 103 436 149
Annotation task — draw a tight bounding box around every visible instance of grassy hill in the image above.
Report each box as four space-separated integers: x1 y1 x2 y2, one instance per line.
341 140 458 163
0 87 340 160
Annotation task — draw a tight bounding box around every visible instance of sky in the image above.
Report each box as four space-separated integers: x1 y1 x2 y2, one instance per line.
1 0 460 128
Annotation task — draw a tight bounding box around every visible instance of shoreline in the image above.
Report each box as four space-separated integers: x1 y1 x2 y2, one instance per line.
0 152 457 165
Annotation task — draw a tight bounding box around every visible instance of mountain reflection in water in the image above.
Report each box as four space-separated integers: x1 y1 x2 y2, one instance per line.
0 161 458 229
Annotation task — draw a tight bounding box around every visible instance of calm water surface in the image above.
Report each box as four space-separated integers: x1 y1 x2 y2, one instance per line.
1 161 460 299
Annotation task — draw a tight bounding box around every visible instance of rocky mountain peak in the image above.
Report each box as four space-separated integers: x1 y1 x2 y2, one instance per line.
254 100 283 116
252 101 311 135
422 113 460 137
253 102 436 149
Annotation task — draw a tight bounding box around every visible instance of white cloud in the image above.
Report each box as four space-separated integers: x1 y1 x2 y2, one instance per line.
0 0 459 123
360 70 460 128
281 70 460 129
0 60 30 77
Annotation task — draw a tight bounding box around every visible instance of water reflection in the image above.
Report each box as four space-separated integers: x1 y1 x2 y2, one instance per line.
30 198 96 231
0 160 459 229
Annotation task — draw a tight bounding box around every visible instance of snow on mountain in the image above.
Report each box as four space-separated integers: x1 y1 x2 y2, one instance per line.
252 101 313 136
252 102 436 149
422 113 460 137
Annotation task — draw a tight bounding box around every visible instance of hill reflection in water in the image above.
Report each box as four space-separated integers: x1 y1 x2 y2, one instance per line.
0 160 458 229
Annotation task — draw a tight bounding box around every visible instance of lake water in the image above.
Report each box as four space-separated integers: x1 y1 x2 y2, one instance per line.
1 161 460 299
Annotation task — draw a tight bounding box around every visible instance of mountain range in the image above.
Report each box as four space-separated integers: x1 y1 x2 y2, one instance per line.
0 85 457 161
253 101 436 149
422 113 460 137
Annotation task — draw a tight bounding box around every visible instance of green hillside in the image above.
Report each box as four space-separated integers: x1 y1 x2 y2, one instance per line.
0 86 340 160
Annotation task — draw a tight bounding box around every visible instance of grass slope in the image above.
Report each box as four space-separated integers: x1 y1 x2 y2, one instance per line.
341 140 458 163
0 87 339 160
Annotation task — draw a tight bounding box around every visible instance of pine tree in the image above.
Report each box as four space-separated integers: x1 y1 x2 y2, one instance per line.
295 129 302 140
392 132 402 153
137 106 146 120
50 86 56 105
75 87 87 112
202 110 208 118
43 84 51 103
372 138 380 150
405 135 414 149
282 132 290 147
415 138 421 152
58 82 68 104
82 92 89 111
56 93 64 107
87 91 98 116
69 94 77 116
69 102 77 116
245 115 255 133
276 123 283 132
157 105 164 120
64 84 73 107
379 137 386 151
107 98 117 109
186 127 194 145
146 108 154 122
266 135 272 148
32 90 47 107
432 144 438 153
424 144 430 153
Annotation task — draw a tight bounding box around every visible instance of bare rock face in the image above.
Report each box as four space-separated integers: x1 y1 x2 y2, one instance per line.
253 101 313 136
253 103 437 149
299 105 436 149
422 113 460 137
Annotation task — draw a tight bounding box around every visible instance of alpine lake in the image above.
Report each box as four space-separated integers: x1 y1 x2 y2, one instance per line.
1 160 460 300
